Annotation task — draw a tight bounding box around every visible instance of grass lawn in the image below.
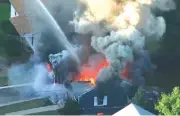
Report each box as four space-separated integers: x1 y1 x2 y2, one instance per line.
32 110 60 115
0 3 10 21
0 97 47 115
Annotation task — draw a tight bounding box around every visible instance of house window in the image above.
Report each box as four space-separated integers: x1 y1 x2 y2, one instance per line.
15 11 18 16
94 96 107 106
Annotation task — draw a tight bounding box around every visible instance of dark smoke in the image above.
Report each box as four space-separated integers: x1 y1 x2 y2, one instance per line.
35 28 64 61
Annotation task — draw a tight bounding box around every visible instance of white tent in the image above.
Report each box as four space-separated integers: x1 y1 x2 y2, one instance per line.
113 103 155 116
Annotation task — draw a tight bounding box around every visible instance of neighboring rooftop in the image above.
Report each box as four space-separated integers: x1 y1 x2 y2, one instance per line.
113 103 155 116
78 81 128 115
9 0 25 16
10 16 32 36
9 0 33 36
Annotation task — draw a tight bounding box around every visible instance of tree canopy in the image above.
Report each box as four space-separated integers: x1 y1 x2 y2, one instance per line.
132 88 154 112
155 87 180 115
131 87 161 114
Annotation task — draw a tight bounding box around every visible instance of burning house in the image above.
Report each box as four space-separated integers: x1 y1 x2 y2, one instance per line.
9 0 176 115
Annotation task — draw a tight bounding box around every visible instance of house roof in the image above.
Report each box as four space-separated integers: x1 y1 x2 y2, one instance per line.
77 83 128 115
112 103 155 116
78 80 128 108
10 0 49 16
10 16 32 36
9 0 26 16
9 0 50 36
71 82 94 98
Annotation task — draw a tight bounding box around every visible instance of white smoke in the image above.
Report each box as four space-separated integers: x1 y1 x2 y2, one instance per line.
8 55 73 107
32 63 49 91
96 66 114 83
71 0 176 86
8 60 38 85
34 82 72 106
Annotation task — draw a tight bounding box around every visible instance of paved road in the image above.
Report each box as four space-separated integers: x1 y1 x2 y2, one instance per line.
0 83 35 105
0 57 20 104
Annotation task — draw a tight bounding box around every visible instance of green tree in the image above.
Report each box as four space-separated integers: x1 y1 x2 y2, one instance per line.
132 87 146 105
132 88 153 110
155 87 180 115
131 87 158 114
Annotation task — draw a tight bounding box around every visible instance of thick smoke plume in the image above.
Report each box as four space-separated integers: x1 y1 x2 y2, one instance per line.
8 57 73 106
71 0 176 86
23 0 78 61
8 0 176 107
8 0 79 106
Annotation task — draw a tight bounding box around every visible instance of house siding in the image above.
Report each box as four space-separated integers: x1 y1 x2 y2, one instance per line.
10 5 18 18
78 86 128 115
80 107 124 115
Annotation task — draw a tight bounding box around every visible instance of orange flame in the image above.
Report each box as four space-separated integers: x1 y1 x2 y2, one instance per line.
46 58 132 85
46 63 53 72
121 61 132 81
73 58 109 85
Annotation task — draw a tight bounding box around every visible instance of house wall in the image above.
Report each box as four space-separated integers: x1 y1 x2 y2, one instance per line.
78 87 128 115
10 5 18 18
9 0 26 16
80 107 123 115
10 16 32 36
